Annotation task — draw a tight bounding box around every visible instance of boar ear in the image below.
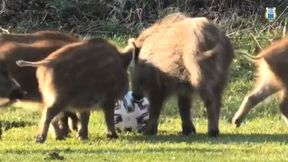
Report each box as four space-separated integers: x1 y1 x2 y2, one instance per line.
120 52 133 69
119 38 142 69
127 38 142 67
119 38 136 69
128 38 141 65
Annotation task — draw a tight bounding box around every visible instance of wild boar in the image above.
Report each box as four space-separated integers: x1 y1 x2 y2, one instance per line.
16 38 135 143
0 63 22 99
232 37 288 127
0 31 80 138
0 31 79 101
131 13 234 137
0 30 79 44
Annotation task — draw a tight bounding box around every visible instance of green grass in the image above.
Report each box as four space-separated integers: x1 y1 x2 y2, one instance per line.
1 112 288 162
0 88 287 162
1 31 287 161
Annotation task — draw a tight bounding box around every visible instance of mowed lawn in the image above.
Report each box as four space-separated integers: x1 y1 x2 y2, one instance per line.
1 78 288 162
0 38 287 161
1 110 288 162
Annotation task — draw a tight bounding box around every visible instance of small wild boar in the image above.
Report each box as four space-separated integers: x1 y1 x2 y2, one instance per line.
0 31 79 101
0 63 22 100
0 31 80 138
131 13 234 137
0 30 78 43
232 37 288 127
16 38 135 143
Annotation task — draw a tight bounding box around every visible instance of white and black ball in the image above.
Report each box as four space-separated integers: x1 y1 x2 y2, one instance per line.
114 91 149 132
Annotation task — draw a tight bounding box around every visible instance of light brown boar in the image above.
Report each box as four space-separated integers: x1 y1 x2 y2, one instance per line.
131 13 234 137
0 31 80 138
16 38 135 143
232 37 288 127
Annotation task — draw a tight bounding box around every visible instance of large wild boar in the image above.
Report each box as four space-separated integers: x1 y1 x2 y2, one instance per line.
131 13 234 137
232 37 288 127
16 38 135 143
0 31 80 138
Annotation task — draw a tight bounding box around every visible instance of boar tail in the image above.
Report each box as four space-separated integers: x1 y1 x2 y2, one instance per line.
16 60 50 67
235 50 262 62
197 44 222 61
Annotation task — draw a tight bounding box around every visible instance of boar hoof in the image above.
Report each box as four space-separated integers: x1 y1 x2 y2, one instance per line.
35 135 46 143
232 117 242 128
77 136 88 141
55 134 65 141
77 134 88 141
72 124 78 132
106 133 118 139
182 125 196 135
208 129 219 138
77 129 88 140
140 123 158 135
61 128 70 138
143 128 157 135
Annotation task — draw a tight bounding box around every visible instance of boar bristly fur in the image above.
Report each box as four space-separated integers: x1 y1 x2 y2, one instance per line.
16 38 134 143
131 13 234 137
232 37 288 127
0 31 80 139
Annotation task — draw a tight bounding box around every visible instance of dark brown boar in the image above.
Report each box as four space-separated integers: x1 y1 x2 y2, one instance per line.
0 30 79 44
0 63 22 99
232 37 288 127
0 31 80 139
0 31 79 101
16 38 135 143
131 13 234 137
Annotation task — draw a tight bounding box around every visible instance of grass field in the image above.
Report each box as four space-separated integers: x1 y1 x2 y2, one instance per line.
0 77 288 162
0 0 288 161
0 31 287 161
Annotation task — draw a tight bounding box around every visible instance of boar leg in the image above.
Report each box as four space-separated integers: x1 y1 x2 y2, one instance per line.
59 111 79 137
280 91 288 125
51 116 65 140
36 102 63 143
232 83 278 127
58 112 70 138
77 111 90 140
200 88 221 137
68 111 79 131
143 93 165 135
178 94 196 135
102 101 118 138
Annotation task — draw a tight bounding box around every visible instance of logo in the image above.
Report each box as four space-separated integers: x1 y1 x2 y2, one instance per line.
265 7 277 22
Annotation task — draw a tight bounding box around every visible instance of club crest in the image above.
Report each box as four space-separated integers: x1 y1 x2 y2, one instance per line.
265 7 277 22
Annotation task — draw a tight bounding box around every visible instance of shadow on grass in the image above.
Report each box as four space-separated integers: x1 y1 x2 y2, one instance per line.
0 146 229 156
1 133 288 155
2 133 288 155
0 120 35 131
123 132 288 144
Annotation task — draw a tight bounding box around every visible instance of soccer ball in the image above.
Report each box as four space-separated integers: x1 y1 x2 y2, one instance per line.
114 91 149 132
